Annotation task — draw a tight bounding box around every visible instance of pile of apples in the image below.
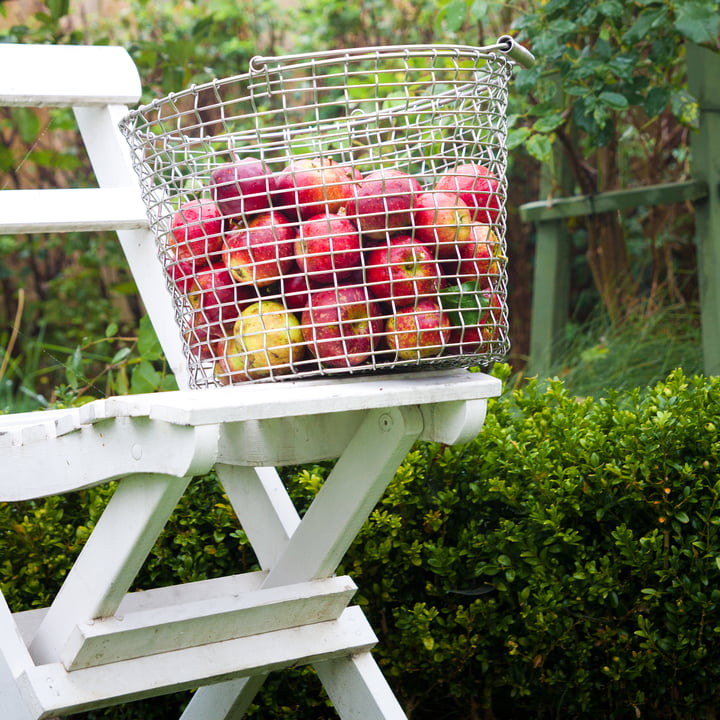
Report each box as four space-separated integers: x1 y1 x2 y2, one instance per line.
166 155 505 384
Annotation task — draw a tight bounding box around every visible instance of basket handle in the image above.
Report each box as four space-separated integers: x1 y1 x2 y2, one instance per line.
496 35 536 70
249 37 536 73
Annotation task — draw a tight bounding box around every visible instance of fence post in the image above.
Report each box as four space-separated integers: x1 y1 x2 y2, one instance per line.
527 108 574 375
687 43 720 376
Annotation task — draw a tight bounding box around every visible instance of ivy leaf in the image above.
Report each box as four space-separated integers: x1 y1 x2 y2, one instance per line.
599 91 629 110
130 359 161 394
674 1 720 44
622 6 667 43
137 314 163 361
440 282 490 326
532 113 565 134
526 132 553 164
507 126 531 150
644 87 670 118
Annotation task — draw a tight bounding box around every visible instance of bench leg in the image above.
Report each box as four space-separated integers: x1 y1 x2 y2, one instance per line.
315 652 407 720
181 406 421 720
28 472 191 666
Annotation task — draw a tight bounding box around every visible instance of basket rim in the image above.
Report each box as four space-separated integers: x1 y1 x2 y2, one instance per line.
119 37 532 128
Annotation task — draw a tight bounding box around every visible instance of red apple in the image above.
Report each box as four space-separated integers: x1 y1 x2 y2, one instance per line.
187 262 253 332
365 235 441 308
224 210 296 287
280 271 312 311
210 158 277 221
185 320 225 363
166 256 196 294
275 157 355 221
435 163 503 225
301 285 384 368
347 168 421 239
448 323 495 356
224 300 305 380
385 299 452 361
413 191 472 259
169 199 223 264
453 224 503 289
294 212 362 285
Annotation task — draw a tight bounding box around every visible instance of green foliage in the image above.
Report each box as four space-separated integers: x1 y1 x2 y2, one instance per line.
510 0 710 160
5 369 720 718
546 301 704 397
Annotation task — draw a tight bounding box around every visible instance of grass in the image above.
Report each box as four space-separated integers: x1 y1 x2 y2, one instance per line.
541 300 704 397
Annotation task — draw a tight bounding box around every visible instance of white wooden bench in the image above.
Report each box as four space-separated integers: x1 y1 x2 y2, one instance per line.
0 43 501 719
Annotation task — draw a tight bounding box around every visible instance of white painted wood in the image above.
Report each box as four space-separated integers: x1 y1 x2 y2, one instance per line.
419 398 489 445
183 405 424 719
216 465 301 570
263 405 424 587
180 674 269 720
73 103 190 388
15 572 267 646
0 651 35 720
217 411 366 466
63 575 357 670
315 652 407 720
102 369 501 425
0 44 141 107
0 419 218 501
19 606 377 718
29 473 193 666
0 593 34 679
0 188 148 234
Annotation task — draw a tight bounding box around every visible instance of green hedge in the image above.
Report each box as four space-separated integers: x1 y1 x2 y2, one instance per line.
3 367 720 719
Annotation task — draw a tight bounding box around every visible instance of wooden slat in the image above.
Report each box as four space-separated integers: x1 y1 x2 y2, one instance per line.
62 575 357 670
0 44 141 107
103 369 502 426
0 188 148 234
19 606 376 717
519 179 709 223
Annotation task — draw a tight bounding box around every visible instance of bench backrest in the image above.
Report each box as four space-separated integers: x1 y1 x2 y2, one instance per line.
0 43 190 389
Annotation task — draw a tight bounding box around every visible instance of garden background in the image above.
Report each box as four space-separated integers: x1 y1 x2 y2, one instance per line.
1 0 719 718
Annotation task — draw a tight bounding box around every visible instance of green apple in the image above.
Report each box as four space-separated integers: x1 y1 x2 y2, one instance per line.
222 300 304 381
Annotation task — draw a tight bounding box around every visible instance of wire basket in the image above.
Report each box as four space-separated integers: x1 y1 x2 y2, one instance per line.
119 37 534 387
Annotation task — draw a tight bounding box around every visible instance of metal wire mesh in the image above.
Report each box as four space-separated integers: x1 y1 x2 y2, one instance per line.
119 42 523 387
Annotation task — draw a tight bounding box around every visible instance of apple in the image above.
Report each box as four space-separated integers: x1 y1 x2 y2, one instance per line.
184 317 221 362
187 261 253 335
347 168 421 239
166 256 196 295
275 157 355 221
444 287 504 353
448 323 495 356
210 158 277 221
224 210 296 287
435 163 503 225
213 338 245 384
169 199 223 264
385 299 452 361
453 224 503 289
226 300 305 380
365 235 441 308
294 212 362 285
413 191 472 259
280 271 312 311
301 285 384 368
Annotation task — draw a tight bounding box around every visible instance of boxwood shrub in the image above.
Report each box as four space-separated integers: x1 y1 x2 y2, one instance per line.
2 367 720 719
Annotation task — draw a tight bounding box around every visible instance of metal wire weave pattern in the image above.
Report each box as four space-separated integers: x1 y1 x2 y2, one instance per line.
120 43 518 387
